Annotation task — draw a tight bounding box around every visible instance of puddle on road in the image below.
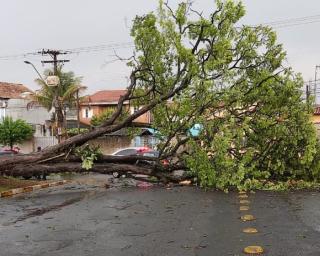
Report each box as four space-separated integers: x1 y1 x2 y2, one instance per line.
11 197 84 224
6 190 100 225
0 190 101 227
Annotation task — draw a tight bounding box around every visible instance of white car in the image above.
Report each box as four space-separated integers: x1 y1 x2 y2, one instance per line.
111 147 152 156
111 147 152 178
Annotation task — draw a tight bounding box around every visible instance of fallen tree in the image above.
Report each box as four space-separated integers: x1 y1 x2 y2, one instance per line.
1 0 320 189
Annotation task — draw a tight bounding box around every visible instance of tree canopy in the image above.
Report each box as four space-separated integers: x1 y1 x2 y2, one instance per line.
1 0 319 190
33 67 83 112
127 0 320 189
0 117 33 150
29 67 84 137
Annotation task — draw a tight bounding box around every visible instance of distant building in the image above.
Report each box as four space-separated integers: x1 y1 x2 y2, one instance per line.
312 106 320 137
80 90 152 125
0 82 52 137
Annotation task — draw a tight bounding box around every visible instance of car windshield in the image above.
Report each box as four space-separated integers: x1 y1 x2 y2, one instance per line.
114 149 138 156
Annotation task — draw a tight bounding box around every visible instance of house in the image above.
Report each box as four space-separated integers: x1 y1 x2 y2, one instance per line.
0 82 53 136
312 106 320 123
312 106 320 137
80 90 152 125
0 82 32 120
0 82 55 152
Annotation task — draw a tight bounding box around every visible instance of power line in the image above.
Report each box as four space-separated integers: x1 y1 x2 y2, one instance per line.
0 51 42 60
0 42 134 61
269 20 320 29
1 13 320 61
260 14 320 27
65 42 134 54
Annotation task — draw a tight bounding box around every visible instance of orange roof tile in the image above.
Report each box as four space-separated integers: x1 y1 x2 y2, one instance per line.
0 82 32 99
83 90 127 104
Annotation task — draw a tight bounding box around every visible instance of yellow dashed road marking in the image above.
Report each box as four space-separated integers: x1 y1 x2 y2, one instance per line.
237 192 264 255
240 206 250 211
243 228 258 234
239 200 250 204
243 245 264 254
241 215 256 221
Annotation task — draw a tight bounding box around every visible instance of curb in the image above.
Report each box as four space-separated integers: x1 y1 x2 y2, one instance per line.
0 180 70 198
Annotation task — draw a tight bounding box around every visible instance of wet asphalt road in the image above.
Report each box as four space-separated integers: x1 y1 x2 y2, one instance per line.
0 180 320 256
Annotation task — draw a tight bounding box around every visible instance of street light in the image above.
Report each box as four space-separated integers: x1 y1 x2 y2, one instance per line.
24 60 46 83
24 60 62 142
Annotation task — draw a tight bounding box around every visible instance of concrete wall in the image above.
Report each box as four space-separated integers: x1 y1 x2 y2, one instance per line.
311 115 320 124
6 99 51 125
16 139 34 154
88 136 132 155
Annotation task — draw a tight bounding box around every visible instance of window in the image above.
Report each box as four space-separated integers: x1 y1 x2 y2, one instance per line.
82 108 93 119
131 106 140 114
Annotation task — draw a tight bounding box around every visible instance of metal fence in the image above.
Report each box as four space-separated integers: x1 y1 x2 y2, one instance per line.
34 136 58 150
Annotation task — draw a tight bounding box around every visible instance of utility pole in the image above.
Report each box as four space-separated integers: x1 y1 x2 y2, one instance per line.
306 83 310 103
39 49 70 75
39 49 70 142
314 65 320 105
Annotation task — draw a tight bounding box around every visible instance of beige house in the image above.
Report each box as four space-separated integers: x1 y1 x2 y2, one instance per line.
312 106 320 137
0 82 55 152
80 90 152 126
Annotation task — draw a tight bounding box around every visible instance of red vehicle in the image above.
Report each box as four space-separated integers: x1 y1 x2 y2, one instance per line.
0 147 20 156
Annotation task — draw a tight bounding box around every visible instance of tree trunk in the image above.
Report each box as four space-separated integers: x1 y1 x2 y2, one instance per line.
1 162 190 184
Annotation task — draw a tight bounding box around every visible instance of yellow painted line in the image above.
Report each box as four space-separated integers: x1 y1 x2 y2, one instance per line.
0 180 70 198
41 183 50 188
23 186 33 193
243 228 258 234
243 245 264 254
0 190 13 197
241 215 256 221
32 185 42 190
239 200 250 204
240 206 250 211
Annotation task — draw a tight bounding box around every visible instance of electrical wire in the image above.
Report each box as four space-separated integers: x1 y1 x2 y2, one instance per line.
260 14 320 27
1 13 320 60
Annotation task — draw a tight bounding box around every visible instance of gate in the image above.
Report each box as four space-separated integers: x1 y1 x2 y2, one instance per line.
34 136 58 150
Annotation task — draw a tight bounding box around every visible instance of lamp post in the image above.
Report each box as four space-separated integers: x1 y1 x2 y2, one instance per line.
24 61 46 83
24 60 62 143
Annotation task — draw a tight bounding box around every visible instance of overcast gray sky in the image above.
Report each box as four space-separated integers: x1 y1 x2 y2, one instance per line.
1 0 320 93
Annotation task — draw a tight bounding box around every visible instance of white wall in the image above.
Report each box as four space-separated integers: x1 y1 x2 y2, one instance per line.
0 108 5 119
6 99 51 125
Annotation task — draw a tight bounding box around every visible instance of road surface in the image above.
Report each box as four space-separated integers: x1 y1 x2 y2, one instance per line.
0 177 320 255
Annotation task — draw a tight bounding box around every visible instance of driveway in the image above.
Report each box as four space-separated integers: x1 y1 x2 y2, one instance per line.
0 179 320 256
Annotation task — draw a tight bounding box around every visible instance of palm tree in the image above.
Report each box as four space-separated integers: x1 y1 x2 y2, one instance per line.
30 67 85 140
